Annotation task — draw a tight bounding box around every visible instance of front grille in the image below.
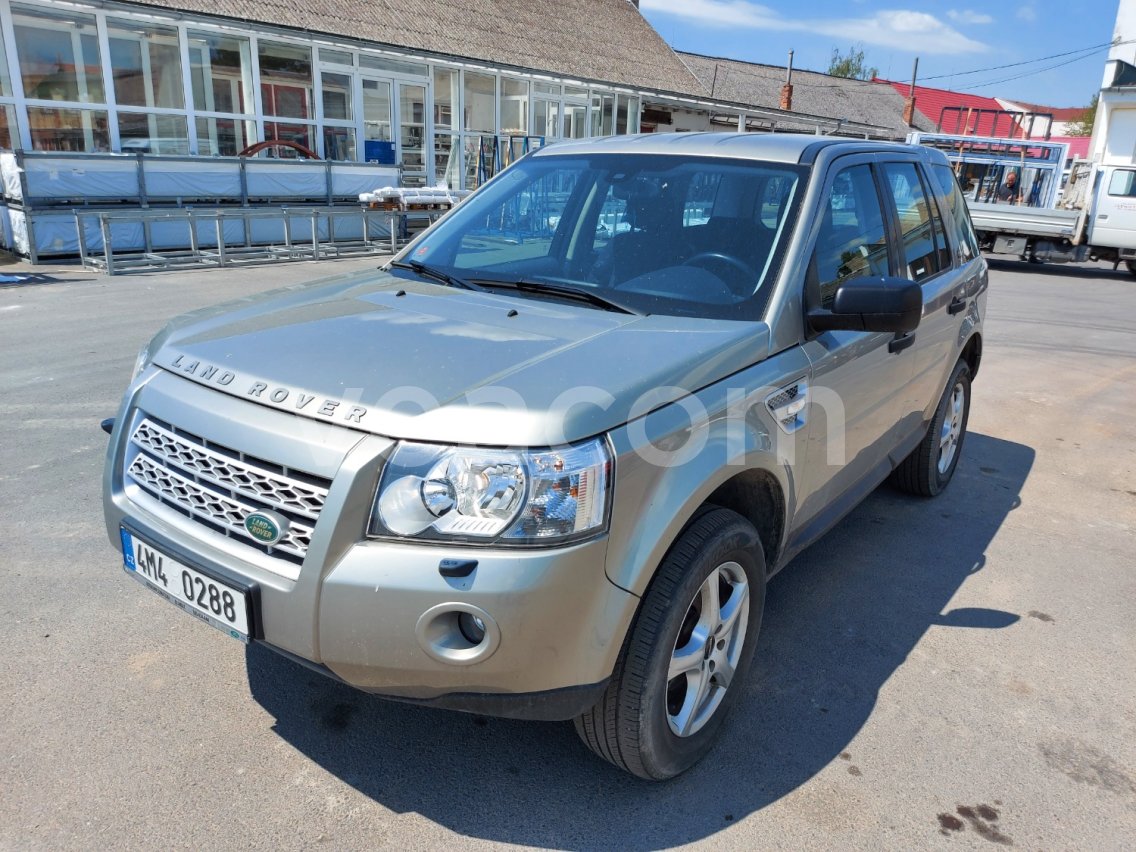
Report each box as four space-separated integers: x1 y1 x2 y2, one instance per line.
125 416 331 569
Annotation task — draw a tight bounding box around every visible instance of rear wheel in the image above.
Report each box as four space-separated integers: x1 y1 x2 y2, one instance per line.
891 359 971 497
1126 260 1136 277
574 507 765 780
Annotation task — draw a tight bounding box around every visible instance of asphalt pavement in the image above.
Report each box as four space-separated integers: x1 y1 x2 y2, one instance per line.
1 256 1134 850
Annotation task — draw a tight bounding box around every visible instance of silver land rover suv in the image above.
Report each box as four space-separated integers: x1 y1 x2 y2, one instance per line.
104 134 986 780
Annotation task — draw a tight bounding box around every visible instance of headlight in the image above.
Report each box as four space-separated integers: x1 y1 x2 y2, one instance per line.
132 343 152 379
370 438 612 545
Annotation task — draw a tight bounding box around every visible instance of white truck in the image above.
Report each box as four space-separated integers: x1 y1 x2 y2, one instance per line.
911 15 1136 273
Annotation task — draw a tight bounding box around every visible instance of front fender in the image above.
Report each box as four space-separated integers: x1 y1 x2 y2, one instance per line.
602 349 811 598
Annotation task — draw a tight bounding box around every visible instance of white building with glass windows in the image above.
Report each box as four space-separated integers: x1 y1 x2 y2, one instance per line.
0 0 660 189
0 0 909 193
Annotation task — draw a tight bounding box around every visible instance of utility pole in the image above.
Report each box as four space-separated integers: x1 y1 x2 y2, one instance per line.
903 57 919 127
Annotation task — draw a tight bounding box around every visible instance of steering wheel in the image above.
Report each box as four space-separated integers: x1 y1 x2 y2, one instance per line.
684 252 758 292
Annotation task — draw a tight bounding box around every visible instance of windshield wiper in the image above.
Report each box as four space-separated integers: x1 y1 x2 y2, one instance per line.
474 278 643 315
391 259 486 292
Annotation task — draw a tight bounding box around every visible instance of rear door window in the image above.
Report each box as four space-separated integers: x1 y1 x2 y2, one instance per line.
882 162 949 282
812 164 890 308
930 163 980 262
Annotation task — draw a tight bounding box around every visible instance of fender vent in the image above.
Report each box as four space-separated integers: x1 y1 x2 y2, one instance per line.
766 379 809 434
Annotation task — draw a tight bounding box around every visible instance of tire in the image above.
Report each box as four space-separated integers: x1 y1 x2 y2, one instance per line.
891 359 972 497
1126 260 1136 277
574 507 766 780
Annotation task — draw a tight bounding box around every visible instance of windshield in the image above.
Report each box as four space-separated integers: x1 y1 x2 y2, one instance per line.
398 153 806 319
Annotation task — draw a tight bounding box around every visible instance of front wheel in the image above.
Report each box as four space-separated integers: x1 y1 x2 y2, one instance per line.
891 359 972 497
574 507 766 780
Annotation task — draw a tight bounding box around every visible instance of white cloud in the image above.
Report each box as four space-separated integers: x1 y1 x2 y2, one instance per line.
1016 5 1038 21
836 11 988 53
640 1 988 54
640 1 782 30
947 9 995 25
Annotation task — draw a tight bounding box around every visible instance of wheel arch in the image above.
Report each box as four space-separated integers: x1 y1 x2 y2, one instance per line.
961 331 982 380
606 454 792 600
703 469 785 576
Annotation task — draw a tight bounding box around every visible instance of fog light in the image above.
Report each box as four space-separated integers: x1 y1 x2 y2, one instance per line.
416 604 499 664
458 612 486 644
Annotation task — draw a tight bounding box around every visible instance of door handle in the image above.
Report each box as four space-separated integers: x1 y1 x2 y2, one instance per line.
889 332 916 354
948 296 968 315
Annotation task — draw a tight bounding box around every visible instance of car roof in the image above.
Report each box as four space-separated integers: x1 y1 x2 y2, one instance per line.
531 132 934 165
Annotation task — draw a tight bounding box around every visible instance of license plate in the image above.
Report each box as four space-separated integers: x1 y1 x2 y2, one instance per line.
121 528 251 642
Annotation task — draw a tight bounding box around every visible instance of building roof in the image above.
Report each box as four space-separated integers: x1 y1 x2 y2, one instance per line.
678 52 933 138
997 99 1089 123
1049 135 1093 159
876 80 1030 137
125 0 706 96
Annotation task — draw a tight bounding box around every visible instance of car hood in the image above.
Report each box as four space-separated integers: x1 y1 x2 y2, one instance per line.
147 269 771 445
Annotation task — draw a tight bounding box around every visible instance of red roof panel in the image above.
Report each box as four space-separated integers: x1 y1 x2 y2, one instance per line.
875 79 1029 137
1008 101 1089 122
1049 135 1092 159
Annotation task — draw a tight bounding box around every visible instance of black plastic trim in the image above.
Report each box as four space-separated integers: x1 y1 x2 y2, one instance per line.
259 641 608 721
889 332 916 354
391 680 610 721
438 558 478 578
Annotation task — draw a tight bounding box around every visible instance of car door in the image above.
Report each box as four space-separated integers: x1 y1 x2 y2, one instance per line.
1088 167 1136 251
793 158 916 527
875 159 970 434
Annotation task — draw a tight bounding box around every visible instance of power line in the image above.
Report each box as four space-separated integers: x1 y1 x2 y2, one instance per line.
706 38 1126 95
693 33 1126 103
955 47 1111 91
921 38 1124 81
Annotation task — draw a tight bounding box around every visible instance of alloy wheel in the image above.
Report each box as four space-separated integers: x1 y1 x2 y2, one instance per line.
666 561 750 737
938 382 966 475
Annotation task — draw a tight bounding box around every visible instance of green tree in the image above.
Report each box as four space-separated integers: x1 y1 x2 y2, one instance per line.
827 45 879 81
1066 93 1098 137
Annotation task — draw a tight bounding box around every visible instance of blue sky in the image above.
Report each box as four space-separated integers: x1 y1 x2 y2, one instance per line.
639 0 1117 108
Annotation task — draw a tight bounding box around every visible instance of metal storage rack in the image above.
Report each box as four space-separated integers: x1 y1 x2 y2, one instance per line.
75 206 445 275
0 151 402 265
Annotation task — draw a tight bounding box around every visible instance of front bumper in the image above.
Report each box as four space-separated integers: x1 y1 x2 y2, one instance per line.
103 369 637 720
261 641 610 720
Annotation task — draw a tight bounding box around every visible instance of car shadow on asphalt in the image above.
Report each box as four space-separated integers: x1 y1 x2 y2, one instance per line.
245 431 1032 848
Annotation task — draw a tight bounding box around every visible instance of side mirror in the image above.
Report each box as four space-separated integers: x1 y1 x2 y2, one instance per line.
808 276 923 334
